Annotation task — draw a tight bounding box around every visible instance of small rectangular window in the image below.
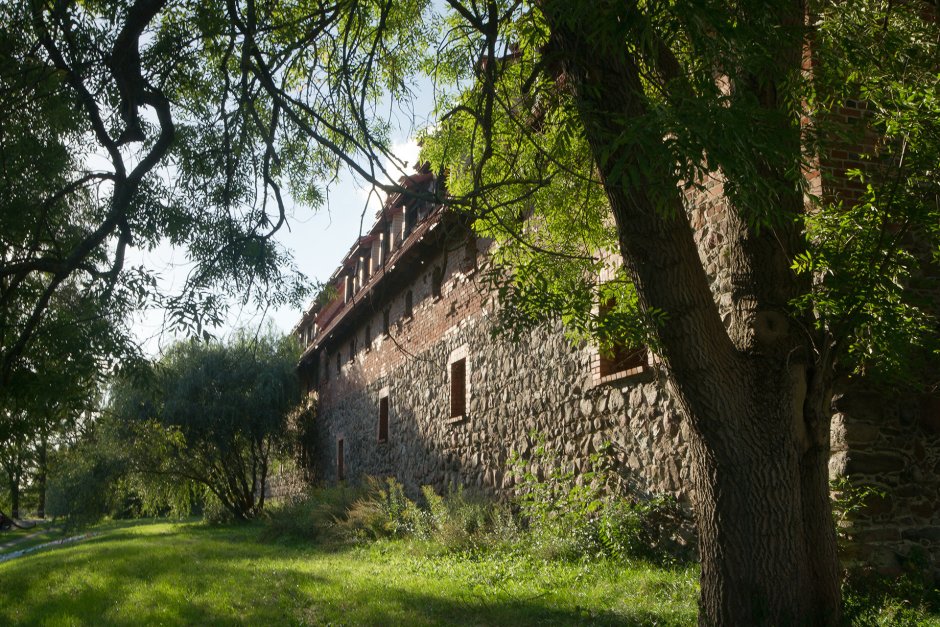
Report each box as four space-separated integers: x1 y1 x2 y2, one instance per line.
336 353 341 375
337 438 345 481
378 396 389 442
382 222 390 261
383 309 390 335
349 338 356 363
404 290 413 318
432 266 444 299
450 358 466 419
598 297 646 378
365 324 372 349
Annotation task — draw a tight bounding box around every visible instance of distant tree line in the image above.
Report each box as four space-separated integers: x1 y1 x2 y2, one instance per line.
2 331 305 525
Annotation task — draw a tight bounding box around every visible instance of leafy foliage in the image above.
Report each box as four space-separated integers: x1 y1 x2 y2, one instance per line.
842 566 940 627
45 406 202 527
794 0 940 380
422 0 940 381
109 330 303 520
0 0 438 416
509 435 690 565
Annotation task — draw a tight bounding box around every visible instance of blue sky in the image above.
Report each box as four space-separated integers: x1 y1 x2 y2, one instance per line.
129 114 427 355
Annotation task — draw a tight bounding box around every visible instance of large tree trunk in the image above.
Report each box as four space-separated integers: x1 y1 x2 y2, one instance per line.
541 2 841 624
36 433 47 519
686 358 840 625
8 469 20 520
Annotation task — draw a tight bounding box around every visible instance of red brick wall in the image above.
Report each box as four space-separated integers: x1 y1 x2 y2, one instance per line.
314 237 490 408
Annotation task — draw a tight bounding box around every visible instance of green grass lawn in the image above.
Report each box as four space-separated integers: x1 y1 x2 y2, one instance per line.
0 520 698 626
0 524 66 557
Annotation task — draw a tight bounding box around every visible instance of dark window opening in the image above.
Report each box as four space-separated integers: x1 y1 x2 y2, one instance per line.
432 266 444 299
450 358 467 418
349 338 356 363
417 200 433 222
404 290 413 318
383 308 390 335
599 344 647 377
598 298 646 377
337 438 345 480
382 222 391 260
344 274 353 302
323 353 330 382
405 201 418 237
365 324 372 349
378 397 389 442
336 353 341 375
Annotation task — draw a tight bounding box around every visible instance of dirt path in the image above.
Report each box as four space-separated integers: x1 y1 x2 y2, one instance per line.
0 531 97 565
0 524 52 551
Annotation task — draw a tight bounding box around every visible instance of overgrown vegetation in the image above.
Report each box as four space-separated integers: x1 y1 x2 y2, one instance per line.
829 479 940 626
3 456 937 624
842 566 940 627
265 436 692 570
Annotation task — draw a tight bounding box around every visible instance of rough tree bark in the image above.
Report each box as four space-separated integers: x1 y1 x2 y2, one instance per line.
7 467 20 520
541 2 841 624
36 432 47 519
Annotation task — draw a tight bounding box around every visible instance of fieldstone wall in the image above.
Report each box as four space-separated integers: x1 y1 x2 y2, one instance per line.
309 190 940 573
314 314 694 504
830 386 940 572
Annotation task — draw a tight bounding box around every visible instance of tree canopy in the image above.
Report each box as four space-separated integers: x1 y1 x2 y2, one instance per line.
420 1 939 623
3 0 939 623
108 331 302 520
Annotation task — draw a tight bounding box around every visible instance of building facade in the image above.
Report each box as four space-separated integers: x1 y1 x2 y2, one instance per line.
296 164 940 572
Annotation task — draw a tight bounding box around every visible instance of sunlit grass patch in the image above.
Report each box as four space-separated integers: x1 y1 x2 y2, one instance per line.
0 520 698 626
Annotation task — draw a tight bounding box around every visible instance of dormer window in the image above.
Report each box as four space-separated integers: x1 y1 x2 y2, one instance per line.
382 222 390 261
405 201 418 237
432 266 444 299
359 253 370 285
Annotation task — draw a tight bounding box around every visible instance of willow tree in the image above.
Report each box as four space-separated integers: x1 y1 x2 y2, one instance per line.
109 332 301 520
422 1 940 624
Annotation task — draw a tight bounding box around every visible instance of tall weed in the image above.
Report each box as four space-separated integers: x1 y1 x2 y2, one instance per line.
510 435 690 564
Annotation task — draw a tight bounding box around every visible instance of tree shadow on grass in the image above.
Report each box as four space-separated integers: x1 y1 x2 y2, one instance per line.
0 526 693 626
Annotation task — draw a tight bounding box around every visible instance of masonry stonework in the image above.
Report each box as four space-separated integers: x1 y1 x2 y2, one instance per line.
298 168 940 573
307 219 693 496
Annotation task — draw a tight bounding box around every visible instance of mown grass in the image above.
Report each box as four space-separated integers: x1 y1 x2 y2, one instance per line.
0 524 65 556
0 520 698 626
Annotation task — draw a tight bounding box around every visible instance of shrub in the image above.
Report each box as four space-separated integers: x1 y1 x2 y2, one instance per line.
842 562 940 627
261 484 362 542
830 476 886 551
510 434 690 564
259 453 690 566
261 478 517 551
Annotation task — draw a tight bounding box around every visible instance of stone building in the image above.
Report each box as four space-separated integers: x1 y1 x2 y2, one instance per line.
296 159 940 572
